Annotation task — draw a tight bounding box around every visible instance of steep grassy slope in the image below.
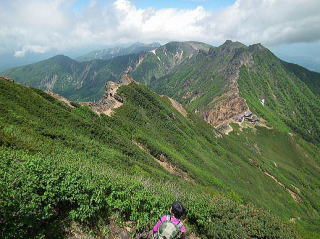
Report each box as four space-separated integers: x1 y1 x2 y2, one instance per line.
1 79 319 238
146 41 320 144
148 41 245 112
238 47 320 144
282 61 320 96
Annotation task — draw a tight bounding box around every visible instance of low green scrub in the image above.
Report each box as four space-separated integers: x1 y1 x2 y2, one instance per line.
0 148 296 239
0 80 318 238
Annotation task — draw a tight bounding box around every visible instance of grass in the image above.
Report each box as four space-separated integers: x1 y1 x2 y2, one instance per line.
0 79 309 238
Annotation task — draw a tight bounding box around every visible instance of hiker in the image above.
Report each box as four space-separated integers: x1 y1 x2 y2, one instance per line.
152 202 186 239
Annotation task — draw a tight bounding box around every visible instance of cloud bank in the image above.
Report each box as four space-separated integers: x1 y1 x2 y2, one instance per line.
0 0 319 56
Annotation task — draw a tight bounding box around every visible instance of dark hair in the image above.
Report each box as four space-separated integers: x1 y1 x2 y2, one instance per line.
171 201 186 219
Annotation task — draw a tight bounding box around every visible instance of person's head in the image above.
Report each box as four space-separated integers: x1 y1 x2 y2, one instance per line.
170 201 186 219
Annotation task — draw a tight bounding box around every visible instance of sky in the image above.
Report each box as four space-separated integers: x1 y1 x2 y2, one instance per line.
72 0 236 13
0 0 320 71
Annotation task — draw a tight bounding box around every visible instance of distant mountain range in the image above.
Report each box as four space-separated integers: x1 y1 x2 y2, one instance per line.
3 40 319 144
272 51 320 73
1 40 320 238
1 41 210 101
76 42 161 62
0 42 161 72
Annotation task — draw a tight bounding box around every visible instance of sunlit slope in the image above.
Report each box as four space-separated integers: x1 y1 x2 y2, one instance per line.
1 78 319 238
147 41 320 144
238 46 320 144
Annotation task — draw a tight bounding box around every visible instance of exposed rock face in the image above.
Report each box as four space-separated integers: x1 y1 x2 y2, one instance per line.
42 74 58 91
89 74 134 116
205 93 248 126
0 76 14 82
204 40 257 128
43 74 134 116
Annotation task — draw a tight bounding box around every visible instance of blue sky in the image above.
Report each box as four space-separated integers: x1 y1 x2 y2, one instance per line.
72 0 236 11
130 0 235 10
72 0 89 12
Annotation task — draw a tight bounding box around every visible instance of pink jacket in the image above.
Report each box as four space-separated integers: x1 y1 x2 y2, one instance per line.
152 215 186 234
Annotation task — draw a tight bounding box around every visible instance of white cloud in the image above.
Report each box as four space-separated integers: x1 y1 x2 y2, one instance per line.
0 0 319 57
207 0 320 45
14 45 49 57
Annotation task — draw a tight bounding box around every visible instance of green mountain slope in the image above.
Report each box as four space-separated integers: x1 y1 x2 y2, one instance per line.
147 41 320 144
1 41 212 102
4 41 320 144
238 46 320 144
282 61 320 96
131 41 213 85
76 42 161 62
2 54 140 101
148 40 247 112
1 78 319 238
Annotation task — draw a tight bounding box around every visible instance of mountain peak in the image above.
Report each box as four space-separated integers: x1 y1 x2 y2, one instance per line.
162 41 212 54
221 40 247 49
248 43 266 51
48 55 76 64
223 39 233 45
209 40 246 57
50 54 70 60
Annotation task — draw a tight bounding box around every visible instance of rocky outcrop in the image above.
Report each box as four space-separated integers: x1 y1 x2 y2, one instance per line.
0 76 14 82
42 74 134 116
203 40 258 129
89 74 134 116
205 93 249 126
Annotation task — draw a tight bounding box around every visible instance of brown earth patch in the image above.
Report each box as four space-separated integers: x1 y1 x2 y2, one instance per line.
247 158 302 203
291 184 301 194
0 76 14 82
203 52 252 127
168 97 187 117
197 50 270 133
205 93 249 127
133 141 195 184
45 90 75 108
264 172 302 203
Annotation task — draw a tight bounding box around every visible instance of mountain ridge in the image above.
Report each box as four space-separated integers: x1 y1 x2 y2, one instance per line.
1 76 320 238
2 40 320 144
146 40 320 143
76 42 161 62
